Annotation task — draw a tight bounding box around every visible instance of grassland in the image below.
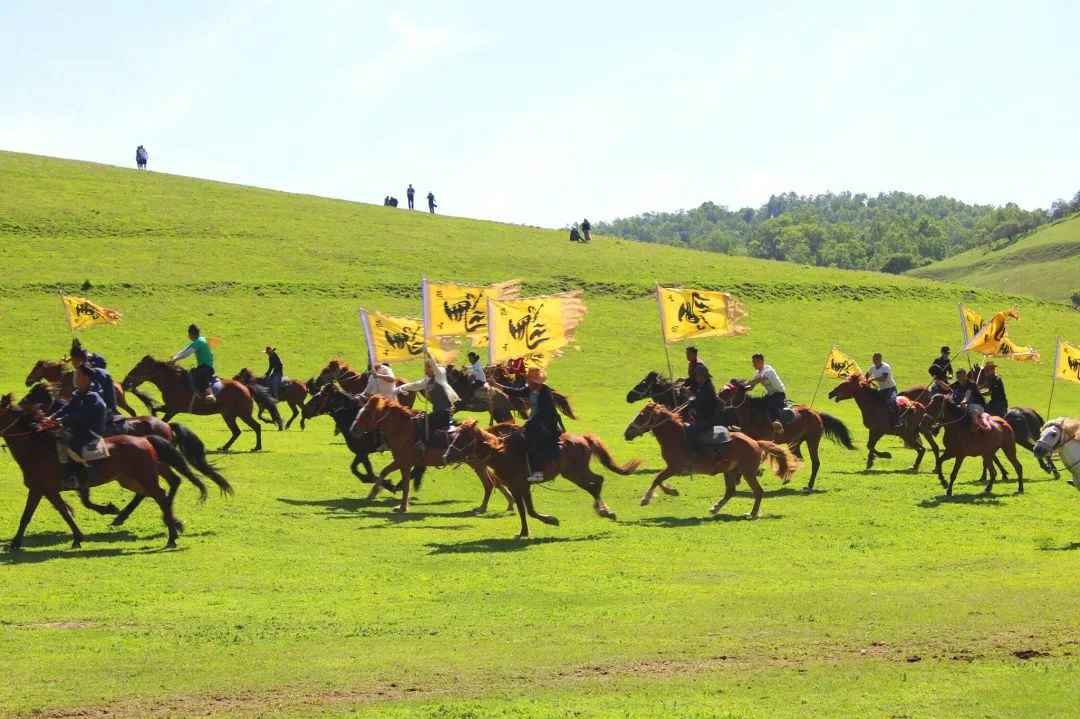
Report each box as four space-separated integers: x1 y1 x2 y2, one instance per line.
3 151 1080 718
910 213 1080 303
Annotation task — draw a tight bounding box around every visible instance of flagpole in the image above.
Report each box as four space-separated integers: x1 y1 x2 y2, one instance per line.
58 291 75 337
809 348 829 407
655 284 674 378
1048 336 1062 418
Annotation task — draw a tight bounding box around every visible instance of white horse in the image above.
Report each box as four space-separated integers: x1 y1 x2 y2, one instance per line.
1034 418 1080 491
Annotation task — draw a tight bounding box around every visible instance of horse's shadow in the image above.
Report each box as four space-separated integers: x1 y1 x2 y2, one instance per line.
1040 541 1080 552
917 492 1008 508
277 496 458 515
631 513 785 528
426 532 611 554
0 530 195 564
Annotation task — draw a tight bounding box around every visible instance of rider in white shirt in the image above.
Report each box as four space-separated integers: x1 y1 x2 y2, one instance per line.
746 353 787 431
364 363 398 400
866 353 901 427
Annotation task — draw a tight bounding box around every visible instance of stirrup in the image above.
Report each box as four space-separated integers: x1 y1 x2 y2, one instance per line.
527 471 551 484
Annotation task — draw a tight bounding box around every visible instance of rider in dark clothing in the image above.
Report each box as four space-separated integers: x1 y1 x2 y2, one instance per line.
685 364 718 453
69 346 117 414
978 361 1008 417
928 346 953 394
685 346 707 386
71 339 107 369
50 366 108 491
396 362 460 447
581 218 591 242
496 367 565 482
264 346 284 398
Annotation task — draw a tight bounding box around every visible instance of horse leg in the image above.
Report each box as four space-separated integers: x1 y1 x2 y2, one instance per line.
161 410 176 423
563 467 615 520
909 436 925 472
514 492 530 538
350 455 374 483
946 455 965 497
239 411 262 451
285 402 300 430
78 485 120 516
993 455 1009 482
394 465 412 512
116 394 139 418
6 489 43 551
744 467 765 519
710 470 738 515
983 455 998 495
220 413 242 452
641 467 675 506
111 494 146 526
935 448 954 488
475 471 495 514
922 429 941 467
523 489 559 527
45 491 85 548
1006 445 1024 494
146 485 180 548
866 429 882 470
803 436 822 492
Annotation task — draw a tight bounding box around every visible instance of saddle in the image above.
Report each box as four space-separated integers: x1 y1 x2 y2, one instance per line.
777 405 797 426
412 415 457 450
56 436 110 465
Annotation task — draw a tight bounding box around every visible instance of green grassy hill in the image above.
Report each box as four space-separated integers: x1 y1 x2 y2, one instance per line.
3 151 1080 718
910 213 1080 303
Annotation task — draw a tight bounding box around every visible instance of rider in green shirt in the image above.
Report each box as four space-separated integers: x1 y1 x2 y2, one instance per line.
171 323 216 403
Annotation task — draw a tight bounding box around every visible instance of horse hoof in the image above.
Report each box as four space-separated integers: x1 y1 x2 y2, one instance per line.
4 543 19 552
709 505 721 515
472 506 486 515
744 513 757 520
514 532 529 539
175 520 185 534
165 541 177 549
393 505 406 513
907 466 919 473
70 540 82 549
640 496 651 506
802 485 813 494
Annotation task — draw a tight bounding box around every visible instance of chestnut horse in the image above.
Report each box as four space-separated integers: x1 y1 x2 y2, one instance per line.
827 373 939 471
624 402 798 517
234 367 309 430
121 356 262 451
717 380 855 491
313 359 416 407
444 419 639 538
25 359 147 417
351 394 514 514
0 395 200 550
924 393 1023 497
487 365 578 420
444 365 514 423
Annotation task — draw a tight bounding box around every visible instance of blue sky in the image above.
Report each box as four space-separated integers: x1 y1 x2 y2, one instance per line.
3 1 1078 226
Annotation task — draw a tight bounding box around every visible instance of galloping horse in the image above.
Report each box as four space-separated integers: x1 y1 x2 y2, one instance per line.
444 365 514 422
19 383 232 524
313 359 416 407
234 368 309 430
626 371 689 408
924 393 1023 497
624 402 798 517
351 394 515 514
1035 419 1080 491
827 373 939 471
487 365 578 420
717 380 855 491
445 419 639 538
25 359 147 417
0 395 198 550
122 356 262 451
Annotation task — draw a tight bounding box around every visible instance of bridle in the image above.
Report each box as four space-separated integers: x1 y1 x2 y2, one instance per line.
443 427 479 463
720 382 748 409
627 402 687 437
1036 421 1080 471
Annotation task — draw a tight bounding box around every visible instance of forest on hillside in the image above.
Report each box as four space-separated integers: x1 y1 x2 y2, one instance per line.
596 190 1080 272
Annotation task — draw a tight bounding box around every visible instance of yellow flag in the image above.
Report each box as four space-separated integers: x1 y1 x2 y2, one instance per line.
359 310 455 366
1054 338 1080 385
823 347 860 379
488 291 588 368
422 279 521 347
656 287 748 343
959 309 1040 362
60 295 121 330
958 304 984 346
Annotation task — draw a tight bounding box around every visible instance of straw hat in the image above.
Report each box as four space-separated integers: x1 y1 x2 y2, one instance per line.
526 367 548 384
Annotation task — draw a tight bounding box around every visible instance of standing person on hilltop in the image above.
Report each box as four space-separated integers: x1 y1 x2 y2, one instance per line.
407 184 415 209
581 218 591 242
427 191 437 214
136 145 148 170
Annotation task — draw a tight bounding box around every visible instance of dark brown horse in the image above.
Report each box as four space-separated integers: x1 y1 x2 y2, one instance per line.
924 393 1023 497
444 419 639 538
26 359 147 417
624 402 798 517
0 395 200 550
827 372 939 471
313 359 417 407
121 356 262 451
717 380 855 491
626 371 689 408
351 394 514 514
487 365 578 420
444 365 514 423
234 367 309 430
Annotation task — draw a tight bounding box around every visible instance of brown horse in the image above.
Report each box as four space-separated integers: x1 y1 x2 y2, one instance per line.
25 359 144 417
717 380 855 491
924 393 1023 497
827 373 940 471
234 368 309 430
624 402 798 517
121 356 262 451
313 359 416 407
444 365 514 423
351 394 514 514
0 395 199 550
487 365 578 420
445 419 639 538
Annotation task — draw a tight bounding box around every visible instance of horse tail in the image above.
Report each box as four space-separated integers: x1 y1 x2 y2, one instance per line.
553 391 578 420
583 433 642 475
169 422 234 497
146 434 207 502
759 440 799 482
129 387 161 416
251 385 283 426
819 412 856 449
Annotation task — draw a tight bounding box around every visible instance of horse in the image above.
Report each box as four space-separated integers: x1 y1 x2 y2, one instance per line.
121 356 262 451
1000 407 1058 478
923 393 1023 497
444 365 514 422
25 359 152 417
488 364 578 420
626 371 689 408
18 382 233 525
444 419 639 538
351 394 515 515
234 368 309 430
717 380 855 491
623 402 799 516
827 373 939 471
313 359 416 407
0 394 202 550
1034 419 1080 492
232 368 286 430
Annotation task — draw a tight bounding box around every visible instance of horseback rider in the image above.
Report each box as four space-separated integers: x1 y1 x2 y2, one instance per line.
685 364 719 454
464 351 488 397
928 346 953 394
69 345 118 417
70 338 107 369
949 368 986 432
264 346 284 399
364 363 399 400
866 352 902 428
493 367 565 483
48 365 108 491
171 324 216 404
746 353 787 432
395 359 460 448
685 346 707 386
977 361 1008 417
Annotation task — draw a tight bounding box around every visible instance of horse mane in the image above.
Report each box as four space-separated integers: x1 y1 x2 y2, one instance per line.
1056 418 1080 440
646 401 684 426
143 357 185 378
459 419 507 451
366 392 418 417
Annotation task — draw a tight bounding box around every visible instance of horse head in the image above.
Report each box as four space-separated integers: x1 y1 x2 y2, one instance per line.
353 393 390 431
444 419 487 462
624 402 674 441
234 368 254 384
25 359 62 387
626 371 661 403
827 373 864 402
122 355 159 390
717 379 746 406
1034 418 1080 458
19 383 57 411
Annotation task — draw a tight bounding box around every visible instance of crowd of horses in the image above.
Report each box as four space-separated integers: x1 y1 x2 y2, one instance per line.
1 353 1076 552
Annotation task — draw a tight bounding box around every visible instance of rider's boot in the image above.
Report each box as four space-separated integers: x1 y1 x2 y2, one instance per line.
772 420 784 435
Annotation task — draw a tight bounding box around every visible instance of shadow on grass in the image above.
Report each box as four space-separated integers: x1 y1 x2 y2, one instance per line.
630 513 785 528
277 496 458 514
426 532 611 554
917 492 1009 508
1040 541 1080 552
0 529 196 564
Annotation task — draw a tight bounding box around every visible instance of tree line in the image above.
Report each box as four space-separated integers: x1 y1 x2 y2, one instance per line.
596 190 1080 273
